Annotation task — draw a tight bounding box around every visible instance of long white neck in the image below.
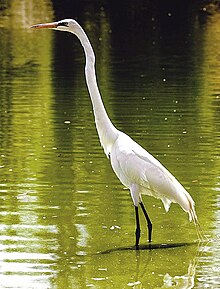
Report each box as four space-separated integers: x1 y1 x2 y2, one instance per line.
72 24 118 157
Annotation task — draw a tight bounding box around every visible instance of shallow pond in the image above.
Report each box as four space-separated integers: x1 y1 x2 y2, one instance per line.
0 2 220 288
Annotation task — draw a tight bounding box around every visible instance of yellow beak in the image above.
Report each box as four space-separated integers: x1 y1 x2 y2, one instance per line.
30 22 58 29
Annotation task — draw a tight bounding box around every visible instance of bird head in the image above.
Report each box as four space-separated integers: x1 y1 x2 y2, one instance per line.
31 19 78 32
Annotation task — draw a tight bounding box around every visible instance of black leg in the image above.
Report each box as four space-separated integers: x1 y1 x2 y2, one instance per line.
135 206 140 249
140 202 152 242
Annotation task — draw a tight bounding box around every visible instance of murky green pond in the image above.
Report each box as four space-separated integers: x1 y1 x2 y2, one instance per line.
0 1 220 288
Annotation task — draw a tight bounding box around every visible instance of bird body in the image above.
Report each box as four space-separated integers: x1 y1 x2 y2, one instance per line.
31 19 199 247
110 131 196 218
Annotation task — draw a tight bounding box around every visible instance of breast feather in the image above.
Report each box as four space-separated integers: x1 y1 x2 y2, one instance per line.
112 133 192 213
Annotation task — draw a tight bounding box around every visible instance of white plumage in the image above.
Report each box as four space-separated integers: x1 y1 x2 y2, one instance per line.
111 131 197 220
31 19 199 247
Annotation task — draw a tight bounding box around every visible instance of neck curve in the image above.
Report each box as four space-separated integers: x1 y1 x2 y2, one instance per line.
72 23 118 156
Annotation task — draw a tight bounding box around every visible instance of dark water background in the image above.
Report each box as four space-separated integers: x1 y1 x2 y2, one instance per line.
0 1 220 288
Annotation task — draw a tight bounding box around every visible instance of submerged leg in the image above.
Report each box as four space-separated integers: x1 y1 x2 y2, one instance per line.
140 202 152 242
135 206 140 249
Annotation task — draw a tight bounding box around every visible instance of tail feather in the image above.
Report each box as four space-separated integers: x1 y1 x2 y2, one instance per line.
188 203 198 225
187 199 207 241
182 189 198 224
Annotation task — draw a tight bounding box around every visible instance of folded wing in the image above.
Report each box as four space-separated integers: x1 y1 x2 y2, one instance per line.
111 132 198 223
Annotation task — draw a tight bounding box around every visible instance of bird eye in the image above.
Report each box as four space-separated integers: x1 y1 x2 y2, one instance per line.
58 21 69 27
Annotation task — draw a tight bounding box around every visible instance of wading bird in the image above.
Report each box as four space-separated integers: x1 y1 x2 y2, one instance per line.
31 19 199 248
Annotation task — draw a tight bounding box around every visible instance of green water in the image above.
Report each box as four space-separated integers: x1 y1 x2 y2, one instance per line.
0 2 220 288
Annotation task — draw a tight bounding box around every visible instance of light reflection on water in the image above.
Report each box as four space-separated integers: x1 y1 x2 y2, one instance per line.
0 2 220 289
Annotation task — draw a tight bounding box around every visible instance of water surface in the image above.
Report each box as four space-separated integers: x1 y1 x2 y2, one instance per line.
0 2 220 288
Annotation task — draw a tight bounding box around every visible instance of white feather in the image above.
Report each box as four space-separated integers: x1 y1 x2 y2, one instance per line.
110 132 197 223
32 19 199 245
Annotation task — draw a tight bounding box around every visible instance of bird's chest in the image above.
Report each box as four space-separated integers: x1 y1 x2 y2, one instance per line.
110 156 128 188
109 146 132 189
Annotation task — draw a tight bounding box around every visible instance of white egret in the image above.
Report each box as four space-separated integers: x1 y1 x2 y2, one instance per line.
31 19 199 248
